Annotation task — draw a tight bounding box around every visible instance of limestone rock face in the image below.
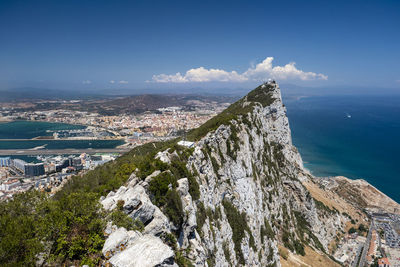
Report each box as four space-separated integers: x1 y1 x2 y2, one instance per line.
101 81 348 267
103 226 176 267
109 235 176 267
101 173 171 236
102 227 140 259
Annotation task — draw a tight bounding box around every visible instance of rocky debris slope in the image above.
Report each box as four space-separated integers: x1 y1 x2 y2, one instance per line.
101 81 348 266
323 176 400 215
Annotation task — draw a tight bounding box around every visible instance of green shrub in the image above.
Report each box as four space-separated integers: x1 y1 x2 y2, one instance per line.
175 251 195 267
0 191 45 266
109 209 144 231
282 230 294 252
293 211 324 252
164 189 184 227
222 199 252 265
160 232 177 251
148 172 177 206
348 227 357 234
264 219 275 239
293 239 305 256
222 241 231 263
196 202 207 237
313 198 335 214
187 172 200 200
358 224 367 232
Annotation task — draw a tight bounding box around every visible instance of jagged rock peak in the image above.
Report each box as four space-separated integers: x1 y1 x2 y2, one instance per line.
101 81 348 267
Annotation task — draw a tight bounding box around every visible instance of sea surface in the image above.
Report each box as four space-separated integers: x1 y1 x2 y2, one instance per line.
285 95 400 203
0 121 124 150
0 121 84 139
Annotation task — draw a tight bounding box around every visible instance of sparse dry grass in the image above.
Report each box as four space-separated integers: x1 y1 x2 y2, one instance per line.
279 245 340 267
303 179 365 223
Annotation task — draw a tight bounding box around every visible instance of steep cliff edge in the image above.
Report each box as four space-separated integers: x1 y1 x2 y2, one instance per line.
101 81 353 266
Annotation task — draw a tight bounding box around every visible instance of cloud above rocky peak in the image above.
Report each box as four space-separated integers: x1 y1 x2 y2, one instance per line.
151 57 328 83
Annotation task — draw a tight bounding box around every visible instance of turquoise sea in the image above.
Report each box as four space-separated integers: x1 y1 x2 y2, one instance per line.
0 121 124 150
285 95 400 203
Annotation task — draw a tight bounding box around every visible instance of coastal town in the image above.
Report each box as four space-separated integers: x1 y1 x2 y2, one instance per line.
0 99 230 147
0 100 230 200
0 153 118 200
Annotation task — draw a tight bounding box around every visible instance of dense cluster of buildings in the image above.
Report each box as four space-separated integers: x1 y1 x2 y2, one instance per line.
374 213 400 249
333 211 400 267
334 231 366 266
0 157 45 177
364 212 400 266
0 102 229 146
0 153 118 200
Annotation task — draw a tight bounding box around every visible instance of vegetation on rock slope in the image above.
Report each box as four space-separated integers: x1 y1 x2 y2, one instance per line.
187 82 275 141
1 82 325 266
0 141 175 266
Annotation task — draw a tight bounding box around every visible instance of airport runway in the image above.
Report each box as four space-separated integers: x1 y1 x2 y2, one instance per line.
0 148 131 155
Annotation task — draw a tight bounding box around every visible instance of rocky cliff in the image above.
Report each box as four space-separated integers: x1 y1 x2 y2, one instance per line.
100 81 350 267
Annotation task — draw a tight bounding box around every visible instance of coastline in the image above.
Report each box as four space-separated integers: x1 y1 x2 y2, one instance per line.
297 142 400 214
287 94 400 205
313 175 400 215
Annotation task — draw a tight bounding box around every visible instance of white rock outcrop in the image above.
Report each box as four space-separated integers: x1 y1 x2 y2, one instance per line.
103 226 176 267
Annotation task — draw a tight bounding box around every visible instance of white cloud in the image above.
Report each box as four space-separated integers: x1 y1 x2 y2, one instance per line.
243 57 328 81
118 80 129 84
109 80 116 84
82 80 92 84
152 67 246 83
152 57 327 83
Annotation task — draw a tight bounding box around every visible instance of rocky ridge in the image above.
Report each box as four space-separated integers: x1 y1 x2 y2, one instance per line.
100 81 351 266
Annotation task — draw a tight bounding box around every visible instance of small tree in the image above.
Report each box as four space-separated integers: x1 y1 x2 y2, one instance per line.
348 227 357 234
358 224 367 232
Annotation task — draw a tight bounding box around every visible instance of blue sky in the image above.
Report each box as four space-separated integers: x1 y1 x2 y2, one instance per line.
0 0 399 93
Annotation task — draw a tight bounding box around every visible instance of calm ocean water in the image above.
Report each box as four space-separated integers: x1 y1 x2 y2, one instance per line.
0 121 85 139
0 121 124 150
285 95 400 203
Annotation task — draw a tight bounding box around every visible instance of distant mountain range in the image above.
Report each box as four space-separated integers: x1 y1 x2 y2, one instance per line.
1 83 399 103
0 87 103 102
6 92 237 115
